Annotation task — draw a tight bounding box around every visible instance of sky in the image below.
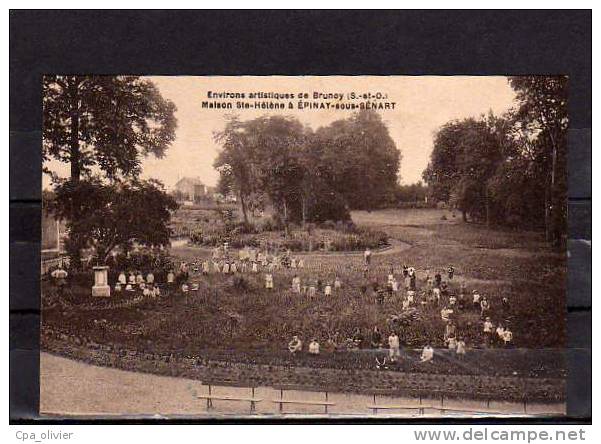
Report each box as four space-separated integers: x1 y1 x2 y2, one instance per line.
44 76 517 189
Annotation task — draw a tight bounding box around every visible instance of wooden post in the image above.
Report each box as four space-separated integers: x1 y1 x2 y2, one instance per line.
250 387 256 413
207 384 213 409
279 388 284 413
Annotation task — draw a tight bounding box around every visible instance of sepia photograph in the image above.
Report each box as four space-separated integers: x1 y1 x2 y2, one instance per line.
39 75 568 418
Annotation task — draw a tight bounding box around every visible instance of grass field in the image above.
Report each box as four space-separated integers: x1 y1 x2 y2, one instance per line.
42 208 567 382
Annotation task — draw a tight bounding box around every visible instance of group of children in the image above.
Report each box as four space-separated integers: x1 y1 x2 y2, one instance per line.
112 243 514 366
282 254 514 366
114 270 162 297
209 245 306 275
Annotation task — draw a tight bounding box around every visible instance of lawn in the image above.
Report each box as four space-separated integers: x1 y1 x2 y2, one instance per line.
42 208 567 381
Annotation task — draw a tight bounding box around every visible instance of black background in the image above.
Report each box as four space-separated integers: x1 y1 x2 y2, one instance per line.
9 10 592 423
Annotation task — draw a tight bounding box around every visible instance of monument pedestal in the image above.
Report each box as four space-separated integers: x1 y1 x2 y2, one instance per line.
92 266 111 297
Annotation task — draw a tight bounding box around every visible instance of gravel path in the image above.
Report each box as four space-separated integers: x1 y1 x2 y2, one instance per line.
40 353 565 418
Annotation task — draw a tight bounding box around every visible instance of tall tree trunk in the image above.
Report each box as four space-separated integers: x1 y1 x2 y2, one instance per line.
69 77 81 183
67 77 83 270
282 197 289 237
485 184 490 228
544 178 551 242
239 191 249 225
301 194 307 228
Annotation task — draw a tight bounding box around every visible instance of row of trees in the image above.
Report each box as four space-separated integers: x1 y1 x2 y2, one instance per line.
214 110 401 230
423 76 568 244
43 76 178 268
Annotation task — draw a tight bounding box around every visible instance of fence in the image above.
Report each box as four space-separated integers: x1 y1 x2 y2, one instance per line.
195 383 560 417
41 255 70 276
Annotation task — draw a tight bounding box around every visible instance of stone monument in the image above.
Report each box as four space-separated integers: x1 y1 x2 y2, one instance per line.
92 265 111 297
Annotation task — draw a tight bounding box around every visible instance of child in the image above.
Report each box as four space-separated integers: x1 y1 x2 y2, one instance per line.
407 290 415 305
432 287 441 305
364 248 372 265
202 260 210 275
118 271 127 285
440 306 453 322
265 273 274 290
324 283 332 297
388 332 401 362
376 288 385 305
447 336 457 351
298 258 305 269
503 328 513 347
456 338 466 357
472 290 481 309
288 336 302 354
420 344 434 363
309 339 320 355
496 323 506 344
292 275 301 293
483 316 494 344
444 321 456 341
387 270 394 284
480 296 490 318
252 261 258 273
114 283 122 292
371 326 383 349
334 276 342 290
447 265 455 280
434 272 442 288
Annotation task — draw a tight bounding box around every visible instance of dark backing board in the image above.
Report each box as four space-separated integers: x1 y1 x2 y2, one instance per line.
9 10 591 423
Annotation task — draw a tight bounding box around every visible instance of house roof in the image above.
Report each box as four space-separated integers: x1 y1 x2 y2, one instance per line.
174 177 204 189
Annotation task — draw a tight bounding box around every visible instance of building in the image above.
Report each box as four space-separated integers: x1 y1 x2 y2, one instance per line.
42 208 67 252
173 177 213 202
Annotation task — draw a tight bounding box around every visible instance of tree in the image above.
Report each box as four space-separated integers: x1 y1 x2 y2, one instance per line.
509 76 568 244
49 178 178 265
43 76 177 267
214 117 266 225
424 117 504 223
316 110 401 211
43 76 177 182
213 111 400 228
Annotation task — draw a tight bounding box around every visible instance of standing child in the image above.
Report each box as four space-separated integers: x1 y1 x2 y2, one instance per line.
292 275 301 293
388 332 401 362
456 338 466 358
265 273 274 291
364 248 372 265
334 276 342 291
